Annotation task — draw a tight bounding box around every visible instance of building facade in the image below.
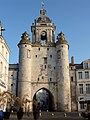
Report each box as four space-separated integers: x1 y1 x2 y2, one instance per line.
0 21 10 93
17 5 71 112
70 58 90 112
0 5 90 112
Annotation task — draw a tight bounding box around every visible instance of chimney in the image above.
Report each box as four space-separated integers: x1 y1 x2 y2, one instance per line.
71 56 74 65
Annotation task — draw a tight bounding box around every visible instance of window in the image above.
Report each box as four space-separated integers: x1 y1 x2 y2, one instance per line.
27 50 31 58
6 52 8 60
80 103 84 109
35 55 37 58
50 78 52 81
45 65 46 69
47 48 49 51
2 46 4 55
44 57 47 64
38 78 39 81
86 84 90 94
42 76 44 79
84 63 88 69
71 77 73 82
79 84 83 94
78 72 82 79
50 55 52 58
85 71 89 79
57 50 61 59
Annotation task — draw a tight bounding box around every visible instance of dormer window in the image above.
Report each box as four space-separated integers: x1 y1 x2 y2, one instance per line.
84 63 88 69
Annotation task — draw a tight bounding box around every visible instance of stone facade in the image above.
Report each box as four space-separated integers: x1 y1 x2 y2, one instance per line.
16 5 71 112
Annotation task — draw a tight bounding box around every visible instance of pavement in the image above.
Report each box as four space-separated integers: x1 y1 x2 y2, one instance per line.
8 112 85 120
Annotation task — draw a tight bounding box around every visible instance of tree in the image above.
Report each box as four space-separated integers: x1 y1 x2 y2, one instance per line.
0 91 14 111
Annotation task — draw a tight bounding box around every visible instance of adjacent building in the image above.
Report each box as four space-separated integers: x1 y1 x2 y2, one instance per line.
0 21 10 93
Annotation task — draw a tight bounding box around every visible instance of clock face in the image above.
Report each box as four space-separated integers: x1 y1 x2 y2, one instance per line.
41 31 47 40
41 31 46 36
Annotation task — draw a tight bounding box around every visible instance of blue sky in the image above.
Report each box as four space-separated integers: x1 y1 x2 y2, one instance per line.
0 0 90 64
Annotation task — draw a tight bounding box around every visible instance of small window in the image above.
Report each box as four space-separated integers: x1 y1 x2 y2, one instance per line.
44 57 47 64
38 48 40 51
57 50 61 59
35 55 37 58
42 76 44 79
47 48 49 51
27 50 31 58
50 55 52 58
25 45 27 47
38 78 39 81
54 67 55 70
45 65 46 69
2 46 4 55
50 78 52 81
71 77 73 82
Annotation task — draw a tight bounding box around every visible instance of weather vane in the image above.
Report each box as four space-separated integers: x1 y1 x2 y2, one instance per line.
41 0 44 8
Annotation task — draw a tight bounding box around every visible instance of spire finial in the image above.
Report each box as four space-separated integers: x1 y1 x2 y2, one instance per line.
41 0 44 9
0 21 5 36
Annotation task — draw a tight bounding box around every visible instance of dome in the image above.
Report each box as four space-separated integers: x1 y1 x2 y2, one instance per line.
36 16 52 23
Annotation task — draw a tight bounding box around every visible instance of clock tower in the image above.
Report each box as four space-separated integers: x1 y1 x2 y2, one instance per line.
18 3 71 112
31 4 56 45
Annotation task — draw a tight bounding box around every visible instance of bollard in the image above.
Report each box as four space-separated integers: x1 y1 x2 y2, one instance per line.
39 110 42 117
64 113 66 117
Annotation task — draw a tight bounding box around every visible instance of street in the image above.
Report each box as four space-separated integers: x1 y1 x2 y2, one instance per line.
9 112 84 120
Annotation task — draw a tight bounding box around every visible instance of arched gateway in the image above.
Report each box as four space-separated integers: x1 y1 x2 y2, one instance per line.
33 88 54 111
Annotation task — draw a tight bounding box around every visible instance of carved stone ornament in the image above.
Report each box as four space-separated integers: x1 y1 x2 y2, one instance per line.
58 32 66 41
21 31 30 40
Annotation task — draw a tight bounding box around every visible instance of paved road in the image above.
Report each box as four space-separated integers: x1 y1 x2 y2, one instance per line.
8 112 84 120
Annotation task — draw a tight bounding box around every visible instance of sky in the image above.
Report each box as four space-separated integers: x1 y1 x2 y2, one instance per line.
0 0 90 64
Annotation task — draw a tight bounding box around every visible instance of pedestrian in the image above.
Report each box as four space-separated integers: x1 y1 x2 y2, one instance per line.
17 107 23 120
27 105 30 117
33 99 39 120
4 108 11 119
0 110 4 120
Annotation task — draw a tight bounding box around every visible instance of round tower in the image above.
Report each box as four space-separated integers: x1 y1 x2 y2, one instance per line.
18 32 32 99
56 32 71 112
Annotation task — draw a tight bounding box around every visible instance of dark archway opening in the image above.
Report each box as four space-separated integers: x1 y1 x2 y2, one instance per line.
41 31 47 44
33 88 54 111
